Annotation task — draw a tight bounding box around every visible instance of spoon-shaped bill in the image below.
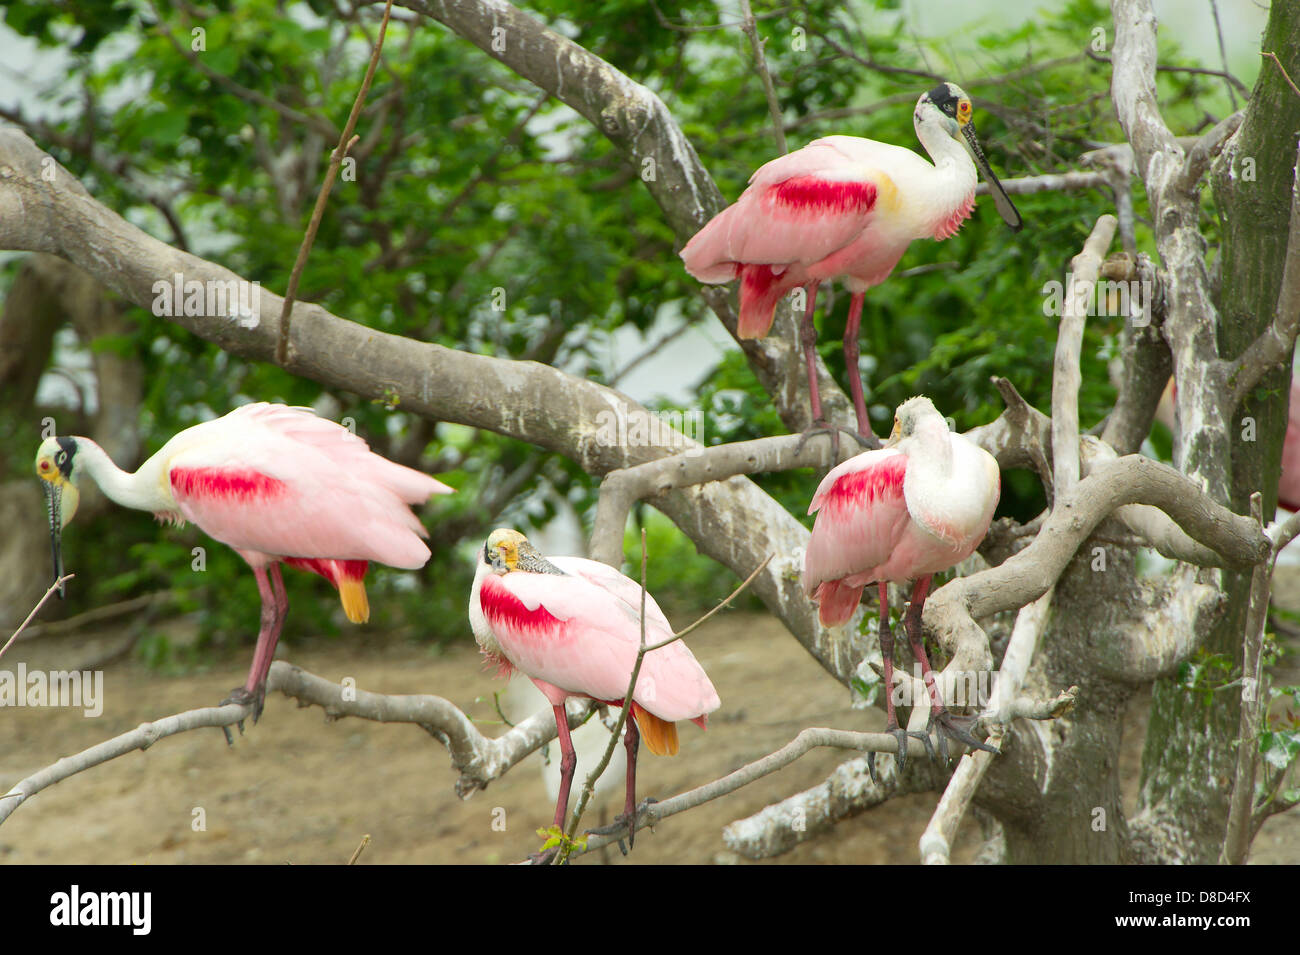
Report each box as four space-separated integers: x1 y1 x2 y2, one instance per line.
43 480 66 599
961 121 1022 231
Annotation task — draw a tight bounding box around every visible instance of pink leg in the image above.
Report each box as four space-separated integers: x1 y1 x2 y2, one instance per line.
622 716 641 849
868 581 916 780
902 575 997 761
796 283 876 457
799 282 825 424
551 703 578 830
222 562 287 734
903 576 944 717
242 564 286 700
842 293 877 443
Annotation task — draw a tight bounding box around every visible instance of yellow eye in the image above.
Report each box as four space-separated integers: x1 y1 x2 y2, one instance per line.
957 100 972 123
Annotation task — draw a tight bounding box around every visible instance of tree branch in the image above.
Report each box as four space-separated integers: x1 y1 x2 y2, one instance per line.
1052 214 1118 496
1227 141 1300 407
0 660 598 825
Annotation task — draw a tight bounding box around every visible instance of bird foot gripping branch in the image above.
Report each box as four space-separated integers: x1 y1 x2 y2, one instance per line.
584 797 660 856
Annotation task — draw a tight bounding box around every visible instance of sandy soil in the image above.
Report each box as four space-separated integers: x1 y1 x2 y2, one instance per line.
1 611 1295 864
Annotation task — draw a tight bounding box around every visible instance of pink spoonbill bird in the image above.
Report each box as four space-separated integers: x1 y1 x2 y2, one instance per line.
802 396 1000 776
680 82 1021 446
469 528 719 854
35 403 453 725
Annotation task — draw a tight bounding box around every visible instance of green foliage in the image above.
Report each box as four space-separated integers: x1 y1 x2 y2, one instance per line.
621 507 759 617
1176 650 1237 705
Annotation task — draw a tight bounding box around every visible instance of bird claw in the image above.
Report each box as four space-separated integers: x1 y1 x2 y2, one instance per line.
586 797 658 853
907 727 936 765
868 724 914 782
220 721 246 747
924 709 999 764
795 421 875 460
219 685 266 743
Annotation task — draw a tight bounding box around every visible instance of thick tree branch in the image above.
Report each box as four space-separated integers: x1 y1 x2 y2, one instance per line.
1227 142 1300 407
1053 214 1117 495
1112 0 1232 495
589 434 846 567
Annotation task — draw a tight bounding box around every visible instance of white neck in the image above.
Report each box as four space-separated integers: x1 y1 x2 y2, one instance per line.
909 117 978 234
903 419 956 479
71 438 172 513
914 116 973 170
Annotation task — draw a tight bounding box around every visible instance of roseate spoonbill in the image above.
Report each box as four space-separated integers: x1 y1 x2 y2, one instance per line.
469 528 719 853
802 396 1000 777
680 82 1021 446
35 403 453 723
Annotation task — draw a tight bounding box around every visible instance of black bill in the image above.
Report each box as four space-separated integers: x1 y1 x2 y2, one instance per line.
43 481 65 599
962 121 1022 231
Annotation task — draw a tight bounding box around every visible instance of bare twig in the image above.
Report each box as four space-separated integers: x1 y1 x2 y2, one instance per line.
1209 1 1238 110
276 0 394 366
1087 47 1249 96
347 834 371 865
13 591 168 643
1261 52 1300 100
737 0 787 155
0 575 75 663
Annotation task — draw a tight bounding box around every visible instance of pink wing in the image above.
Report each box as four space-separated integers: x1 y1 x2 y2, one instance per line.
680 139 886 282
802 449 910 625
167 405 450 568
477 561 720 722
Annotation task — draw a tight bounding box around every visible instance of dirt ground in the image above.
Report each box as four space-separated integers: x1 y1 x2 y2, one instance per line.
2 610 1297 865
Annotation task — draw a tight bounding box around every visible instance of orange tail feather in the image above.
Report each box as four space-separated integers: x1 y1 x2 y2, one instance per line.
632 703 680 756
339 577 370 623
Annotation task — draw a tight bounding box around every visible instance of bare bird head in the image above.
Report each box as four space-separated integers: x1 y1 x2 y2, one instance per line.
916 81 1022 231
